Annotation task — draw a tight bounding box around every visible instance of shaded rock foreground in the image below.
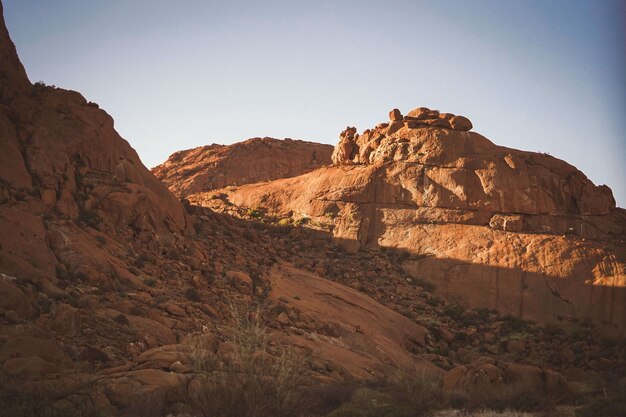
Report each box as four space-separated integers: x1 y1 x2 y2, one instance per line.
189 107 626 329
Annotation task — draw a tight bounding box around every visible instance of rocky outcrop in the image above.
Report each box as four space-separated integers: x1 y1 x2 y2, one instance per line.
332 107 473 165
1 0 192 289
190 107 626 328
329 106 615 217
266 263 433 379
0 3 623 413
443 357 572 402
153 137 333 197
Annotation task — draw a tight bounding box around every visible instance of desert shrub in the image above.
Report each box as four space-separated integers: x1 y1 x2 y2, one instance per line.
302 382 357 415
451 384 553 413
324 371 443 417
541 322 565 336
36 296 54 314
575 385 626 417
154 295 170 305
426 297 442 307
166 248 181 260
294 217 310 226
246 206 265 219
65 295 88 309
444 304 465 321
185 288 201 302
474 308 496 320
134 253 150 268
114 314 129 325
391 369 444 413
0 375 106 417
129 306 146 317
120 387 166 417
277 218 292 226
575 397 626 417
142 277 157 287
325 388 415 417
500 315 532 335
409 277 436 293
77 208 101 228
190 306 307 417
489 389 547 412
442 411 536 417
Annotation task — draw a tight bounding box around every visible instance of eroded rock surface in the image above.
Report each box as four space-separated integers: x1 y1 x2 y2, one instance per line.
0 3 623 414
0 6 451 414
153 137 333 197
191 107 626 328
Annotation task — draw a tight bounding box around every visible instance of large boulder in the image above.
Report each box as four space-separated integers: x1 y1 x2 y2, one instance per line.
443 358 572 403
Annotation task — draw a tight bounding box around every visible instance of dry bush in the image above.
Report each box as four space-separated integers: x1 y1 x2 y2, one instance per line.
433 410 536 417
121 388 166 417
0 375 105 417
325 370 444 417
392 369 445 412
447 384 553 413
301 382 358 415
190 305 307 417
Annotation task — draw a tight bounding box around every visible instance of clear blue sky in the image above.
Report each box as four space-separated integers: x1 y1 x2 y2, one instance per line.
4 0 625 206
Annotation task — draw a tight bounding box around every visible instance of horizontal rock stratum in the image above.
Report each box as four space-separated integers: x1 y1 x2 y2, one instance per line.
191 106 626 329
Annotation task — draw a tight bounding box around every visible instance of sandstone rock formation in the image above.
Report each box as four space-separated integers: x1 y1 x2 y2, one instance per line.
153 137 333 197
332 107 473 165
266 263 434 380
0 5 449 413
0 5 191 293
190 107 626 329
1 2 624 414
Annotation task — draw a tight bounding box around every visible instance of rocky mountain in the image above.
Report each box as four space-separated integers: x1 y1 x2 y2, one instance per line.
0 2 624 416
0 4 479 415
153 137 333 198
190 107 626 329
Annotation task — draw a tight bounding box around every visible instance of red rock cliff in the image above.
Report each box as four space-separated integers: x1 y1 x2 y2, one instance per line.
153 137 333 197
190 107 626 329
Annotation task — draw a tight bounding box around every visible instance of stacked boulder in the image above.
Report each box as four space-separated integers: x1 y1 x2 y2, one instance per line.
331 106 473 165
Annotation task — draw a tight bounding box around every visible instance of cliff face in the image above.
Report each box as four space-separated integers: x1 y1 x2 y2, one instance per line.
190 107 626 328
153 137 333 197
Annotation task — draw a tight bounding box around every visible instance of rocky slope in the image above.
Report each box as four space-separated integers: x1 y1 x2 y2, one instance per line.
0 2 624 415
190 107 626 330
153 137 333 197
0 4 486 415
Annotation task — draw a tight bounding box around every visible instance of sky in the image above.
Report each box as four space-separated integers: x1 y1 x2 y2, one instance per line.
4 0 625 206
